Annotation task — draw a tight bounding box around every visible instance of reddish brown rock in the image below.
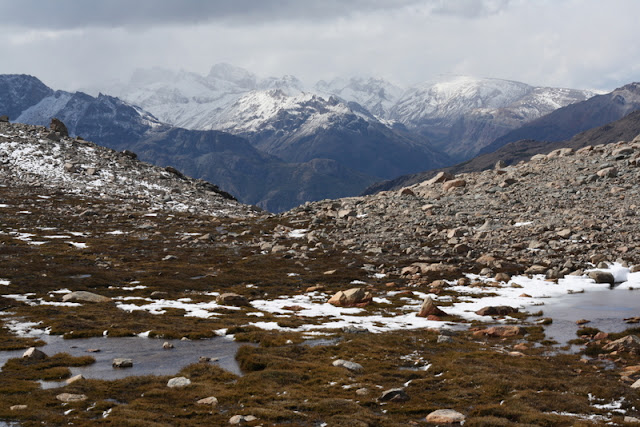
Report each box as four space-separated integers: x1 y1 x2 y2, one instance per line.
328 288 373 307
417 296 447 318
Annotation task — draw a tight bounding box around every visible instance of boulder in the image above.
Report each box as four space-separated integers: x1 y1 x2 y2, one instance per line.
62 291 111 303
216 293 250 306
22 347 47 360
328 288 373 307
50 118 69 137
378 388 410 402
603 335 640 354
427 171 454 185
588 271 615 285
442 179 466 192
56 393 87 403
163 341 174 349
167 376 191 388
332 359 363 372
0 115 9 123
475 306 518 316
426 409 466 424
417 296 448 318
112 358 133 368
596 166 618 178
197 396 219 406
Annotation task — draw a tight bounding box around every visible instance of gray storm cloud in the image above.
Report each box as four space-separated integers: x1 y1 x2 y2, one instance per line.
0 0 511 29
0 0 637 92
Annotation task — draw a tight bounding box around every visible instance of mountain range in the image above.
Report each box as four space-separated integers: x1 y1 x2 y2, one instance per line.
89 65 598 161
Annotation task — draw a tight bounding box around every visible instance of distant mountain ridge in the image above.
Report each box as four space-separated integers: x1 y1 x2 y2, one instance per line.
88 66 597 162
363 97 640 195
480 82 640 154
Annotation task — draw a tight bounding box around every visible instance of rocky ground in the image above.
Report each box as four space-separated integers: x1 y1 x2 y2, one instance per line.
2 120 640 425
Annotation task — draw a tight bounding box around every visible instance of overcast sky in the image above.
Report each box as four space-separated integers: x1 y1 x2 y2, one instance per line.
0 0 638 92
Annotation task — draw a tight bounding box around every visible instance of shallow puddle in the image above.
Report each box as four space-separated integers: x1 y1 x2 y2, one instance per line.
0 334 245 386
540 286 640 347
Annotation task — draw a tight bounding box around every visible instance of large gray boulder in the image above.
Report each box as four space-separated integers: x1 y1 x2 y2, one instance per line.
62 291 111 303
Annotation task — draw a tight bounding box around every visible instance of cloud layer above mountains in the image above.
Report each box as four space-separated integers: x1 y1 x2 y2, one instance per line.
0 0 638 91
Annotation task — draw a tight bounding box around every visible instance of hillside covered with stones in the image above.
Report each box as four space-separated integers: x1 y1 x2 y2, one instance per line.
2 118 640 425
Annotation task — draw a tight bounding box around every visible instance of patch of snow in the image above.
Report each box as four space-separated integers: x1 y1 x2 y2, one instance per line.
288 229 307 238
0 279 10 286
67 242 88 249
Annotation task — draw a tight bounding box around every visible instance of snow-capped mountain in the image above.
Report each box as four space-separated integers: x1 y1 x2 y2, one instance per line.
15 89 163 145
205 89 448 180
88 63 307 131
389 75 599 159
0 74 54 120
315 76 404 118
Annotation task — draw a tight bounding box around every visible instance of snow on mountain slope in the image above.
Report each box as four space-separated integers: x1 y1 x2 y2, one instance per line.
315 76 404 118
212 90 372 137
93 64 307 130
390 75 533 124
389 75 598 159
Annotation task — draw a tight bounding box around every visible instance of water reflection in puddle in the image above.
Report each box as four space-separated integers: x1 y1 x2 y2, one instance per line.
540 287 640 348
0 335 245 387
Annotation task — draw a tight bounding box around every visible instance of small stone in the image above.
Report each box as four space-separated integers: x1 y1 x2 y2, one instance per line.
199 356 211 363
378 388 410 402
216 292 250 306
167 376 191 388
112 358 133 368
197 396 219 406
50 118 69 137
332 359 363 372
10 405 27 411
355 388 369 396
576 319 590 325
426 409 466 424
56 393 87 403
0 115 9 123
229 415 258 425
494 272 511 282
65 374 84 385
22 347 47 360
323 270 336 275
163 341 174 349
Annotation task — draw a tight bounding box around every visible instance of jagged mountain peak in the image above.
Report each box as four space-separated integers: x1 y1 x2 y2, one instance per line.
258 74 306 95
314 76 404 118
207 62 257 89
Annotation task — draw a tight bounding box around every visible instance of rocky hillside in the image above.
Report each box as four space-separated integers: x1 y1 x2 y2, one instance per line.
481 82 640 155
0 118 255 217
364 109 640 193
